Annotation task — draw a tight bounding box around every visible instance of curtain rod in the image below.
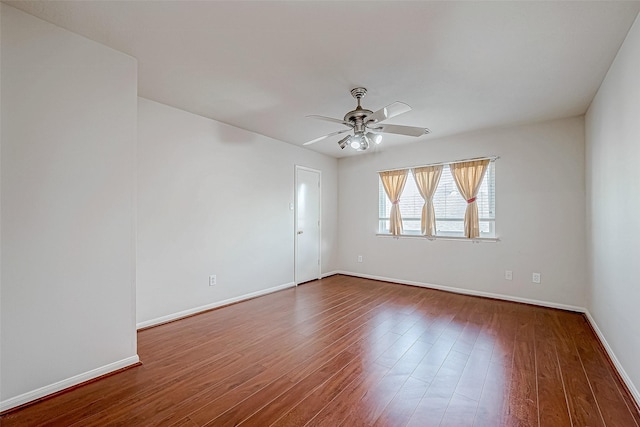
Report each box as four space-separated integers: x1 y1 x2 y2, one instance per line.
376 156 500 174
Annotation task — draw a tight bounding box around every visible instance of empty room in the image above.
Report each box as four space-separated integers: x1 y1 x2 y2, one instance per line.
1 1 639 426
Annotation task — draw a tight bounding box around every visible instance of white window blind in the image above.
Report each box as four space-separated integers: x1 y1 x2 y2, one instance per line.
379 159 496 237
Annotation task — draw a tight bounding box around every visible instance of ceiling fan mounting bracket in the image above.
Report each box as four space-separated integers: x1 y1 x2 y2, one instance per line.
350 87 367 100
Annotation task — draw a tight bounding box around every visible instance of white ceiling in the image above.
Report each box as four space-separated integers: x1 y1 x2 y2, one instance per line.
6 1 640 158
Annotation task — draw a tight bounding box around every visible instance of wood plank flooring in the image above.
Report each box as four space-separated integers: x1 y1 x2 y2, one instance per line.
2 275 639 426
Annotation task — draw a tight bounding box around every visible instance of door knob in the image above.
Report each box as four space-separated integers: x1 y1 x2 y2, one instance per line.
297 230 303 234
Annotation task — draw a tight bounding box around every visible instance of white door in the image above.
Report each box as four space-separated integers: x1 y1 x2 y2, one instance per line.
295 166 321 284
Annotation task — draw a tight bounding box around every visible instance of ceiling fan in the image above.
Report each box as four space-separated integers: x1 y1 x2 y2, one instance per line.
303 87 430 151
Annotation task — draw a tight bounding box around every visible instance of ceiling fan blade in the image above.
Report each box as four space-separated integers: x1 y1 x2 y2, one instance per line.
369 123 430 137
365 102 412 124
303 128 352 146
307 115 354 128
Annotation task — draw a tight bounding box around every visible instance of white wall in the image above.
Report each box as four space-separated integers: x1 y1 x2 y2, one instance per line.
136 98 338 327
585 14 640 400
0 4 138 409
338 117 586 309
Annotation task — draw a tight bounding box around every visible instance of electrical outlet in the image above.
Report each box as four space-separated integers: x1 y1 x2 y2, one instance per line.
532 273 541 284
357 255 363 263
505 270 513 280
209 275 217 286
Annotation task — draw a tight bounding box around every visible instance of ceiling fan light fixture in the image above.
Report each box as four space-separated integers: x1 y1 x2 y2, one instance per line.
356 133 370 151
337 135 351 149
350 135 362 149
366 132 382 145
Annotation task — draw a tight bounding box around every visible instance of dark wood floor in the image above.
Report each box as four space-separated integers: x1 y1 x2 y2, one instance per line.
2 275 639 426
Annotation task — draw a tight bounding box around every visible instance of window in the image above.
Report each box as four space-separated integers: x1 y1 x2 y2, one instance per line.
378 159 496 238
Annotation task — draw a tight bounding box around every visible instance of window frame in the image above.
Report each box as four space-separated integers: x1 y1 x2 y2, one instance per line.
377 157 498 241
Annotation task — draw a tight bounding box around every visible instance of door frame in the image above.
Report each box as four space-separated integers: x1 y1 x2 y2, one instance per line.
294 165 322 285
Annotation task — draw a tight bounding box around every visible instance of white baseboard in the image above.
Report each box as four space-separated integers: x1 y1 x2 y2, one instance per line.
136 281 296 330
320 270 340 279
584 311 640 407
334 270 585 313
0 355 140 413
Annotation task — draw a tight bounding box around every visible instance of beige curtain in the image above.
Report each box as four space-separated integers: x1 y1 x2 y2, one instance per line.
449 159 490 238
379 169 409 236
412 165 443 236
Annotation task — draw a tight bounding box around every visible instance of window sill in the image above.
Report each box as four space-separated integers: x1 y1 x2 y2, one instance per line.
376 233 500 243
